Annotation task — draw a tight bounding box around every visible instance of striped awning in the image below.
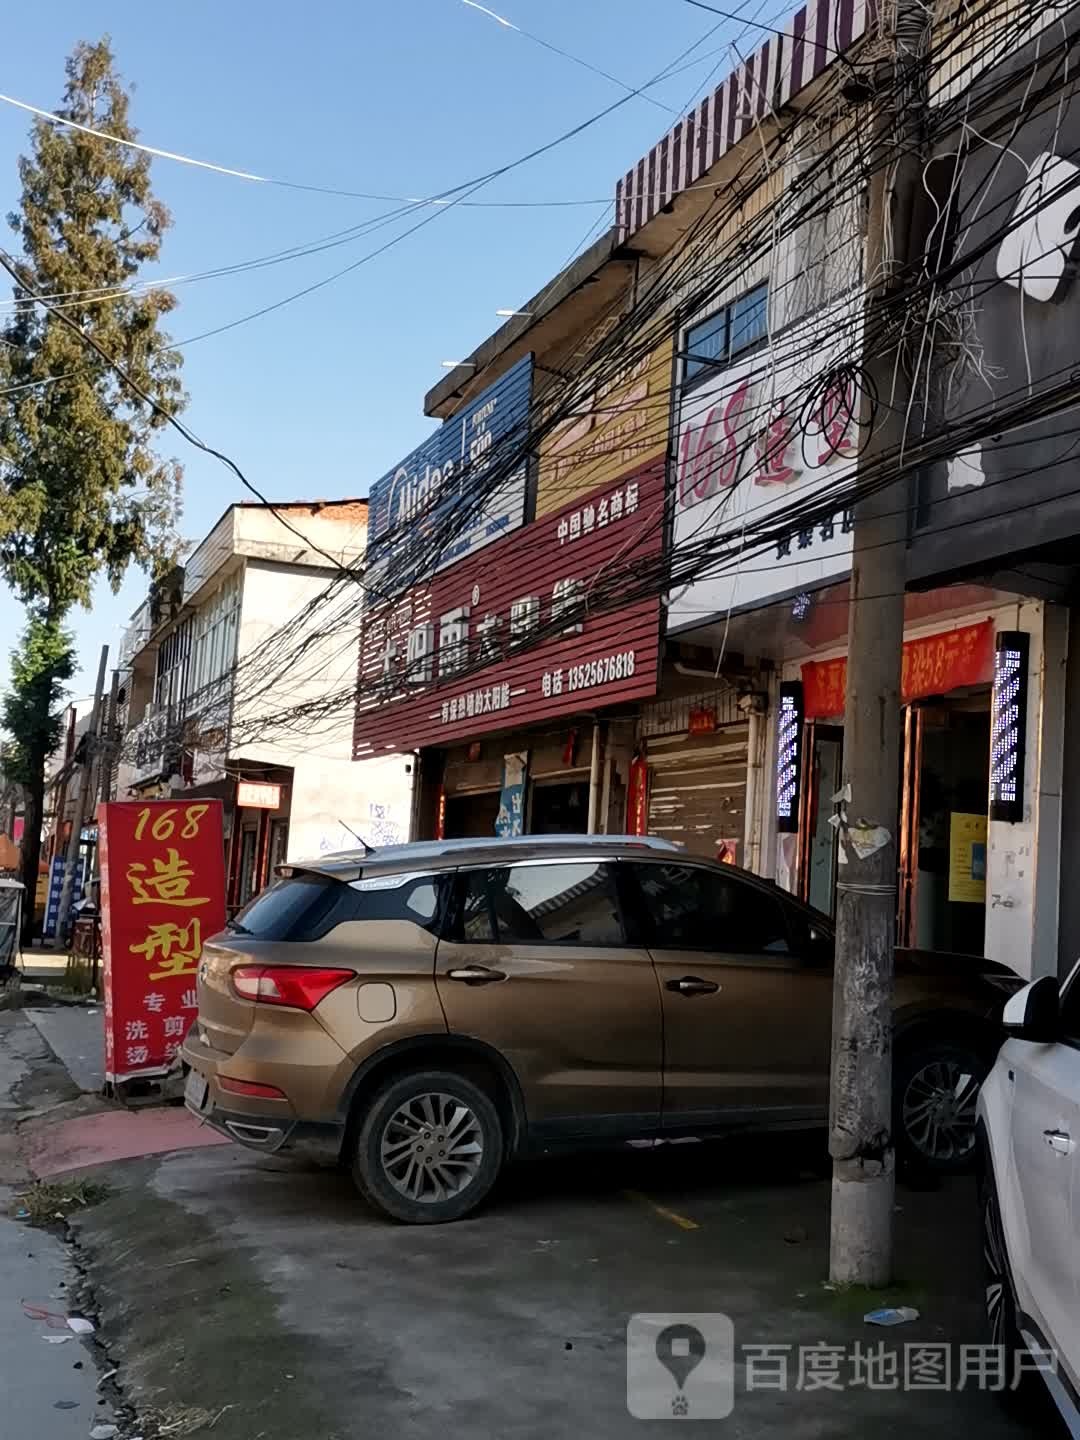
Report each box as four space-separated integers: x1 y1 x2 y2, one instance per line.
615 0 872 240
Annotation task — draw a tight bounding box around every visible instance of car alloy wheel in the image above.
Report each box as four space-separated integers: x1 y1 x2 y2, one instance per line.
901 1058 981 1164
982 1165 1010 1348
378 1091 485 1204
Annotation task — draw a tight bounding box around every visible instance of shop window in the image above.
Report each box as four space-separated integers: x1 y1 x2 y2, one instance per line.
683 284 768 385
454 863 624 947
632 863 790 954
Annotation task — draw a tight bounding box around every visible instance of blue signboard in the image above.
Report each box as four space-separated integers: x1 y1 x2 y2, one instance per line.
366 353 534 592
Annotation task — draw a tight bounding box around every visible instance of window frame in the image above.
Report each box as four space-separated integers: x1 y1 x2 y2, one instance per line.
681 282 769 391
622 859 807 960
447 858 633 949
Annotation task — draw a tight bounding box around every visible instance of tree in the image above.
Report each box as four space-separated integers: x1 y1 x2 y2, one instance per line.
0 39 185 929
1 619 75 907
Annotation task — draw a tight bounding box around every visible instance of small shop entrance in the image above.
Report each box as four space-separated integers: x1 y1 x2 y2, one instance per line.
444 791 501 839
798 695 991 954
529 778 589 834
899 699 990 956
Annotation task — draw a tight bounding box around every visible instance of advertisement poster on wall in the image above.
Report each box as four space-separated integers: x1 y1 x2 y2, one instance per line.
495 753 529 838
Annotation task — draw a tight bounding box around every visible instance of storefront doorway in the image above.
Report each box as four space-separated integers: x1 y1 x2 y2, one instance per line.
444 791 501 840
529 779 589 834
800 724 844 917
899 700 990 956
798 695 991 954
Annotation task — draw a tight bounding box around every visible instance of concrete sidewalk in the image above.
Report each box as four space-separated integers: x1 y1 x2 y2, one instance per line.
25 1004 105 1094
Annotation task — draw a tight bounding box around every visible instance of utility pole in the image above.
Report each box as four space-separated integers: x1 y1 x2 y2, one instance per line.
55 645 108 948
91 669 121 880
828 0 931 1286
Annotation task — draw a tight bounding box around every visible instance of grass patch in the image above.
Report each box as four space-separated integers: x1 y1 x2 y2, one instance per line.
15 1178 110 1225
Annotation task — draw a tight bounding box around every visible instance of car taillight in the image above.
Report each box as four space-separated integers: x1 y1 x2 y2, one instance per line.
231 965 353 1011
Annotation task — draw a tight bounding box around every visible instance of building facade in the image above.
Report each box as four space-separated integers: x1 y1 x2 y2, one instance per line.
117 500 413 909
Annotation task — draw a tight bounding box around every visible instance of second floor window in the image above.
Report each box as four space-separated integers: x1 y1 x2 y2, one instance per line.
190 573 241 696
683 283 768 386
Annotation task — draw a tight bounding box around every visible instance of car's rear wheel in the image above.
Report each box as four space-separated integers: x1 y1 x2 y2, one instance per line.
894 1040 989 1173
351 1069 504 1224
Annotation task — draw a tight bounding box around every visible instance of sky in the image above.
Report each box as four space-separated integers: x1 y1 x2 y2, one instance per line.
0 0 769 702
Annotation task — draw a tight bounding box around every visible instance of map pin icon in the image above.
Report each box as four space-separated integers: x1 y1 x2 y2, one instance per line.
656 1323 707 1391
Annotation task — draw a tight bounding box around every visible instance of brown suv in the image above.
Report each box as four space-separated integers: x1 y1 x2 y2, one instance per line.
182 834 1022 1223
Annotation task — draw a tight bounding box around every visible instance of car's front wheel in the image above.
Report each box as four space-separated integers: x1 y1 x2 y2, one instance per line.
979 1150 1044 1409
894 1039 989 1172
351 1069 504 1224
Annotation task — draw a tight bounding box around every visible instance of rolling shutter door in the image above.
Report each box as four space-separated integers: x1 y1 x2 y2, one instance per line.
646 721 749 862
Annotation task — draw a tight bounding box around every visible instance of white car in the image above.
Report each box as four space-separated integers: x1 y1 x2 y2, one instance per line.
977 962 1080 1431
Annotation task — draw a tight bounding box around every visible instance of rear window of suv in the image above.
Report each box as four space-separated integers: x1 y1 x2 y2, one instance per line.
229 872 441 942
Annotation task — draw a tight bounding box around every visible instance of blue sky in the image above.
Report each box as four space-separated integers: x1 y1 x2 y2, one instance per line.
0 0 753 699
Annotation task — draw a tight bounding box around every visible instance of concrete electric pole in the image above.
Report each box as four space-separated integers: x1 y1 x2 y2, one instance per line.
828 0 931 1286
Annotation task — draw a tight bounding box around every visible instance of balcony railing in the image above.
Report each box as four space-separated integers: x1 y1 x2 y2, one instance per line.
128 704 179 785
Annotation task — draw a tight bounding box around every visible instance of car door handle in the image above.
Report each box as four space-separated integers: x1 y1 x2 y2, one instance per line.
1043 1129 1075 1155
666 976 720 996
447 966 507 985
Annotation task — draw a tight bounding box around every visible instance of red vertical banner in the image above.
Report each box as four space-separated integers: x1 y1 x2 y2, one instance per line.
99 800 226 1083
626 754 650 836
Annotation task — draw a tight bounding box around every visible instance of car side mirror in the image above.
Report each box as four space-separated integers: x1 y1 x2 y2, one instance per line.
1002 975 1060 1042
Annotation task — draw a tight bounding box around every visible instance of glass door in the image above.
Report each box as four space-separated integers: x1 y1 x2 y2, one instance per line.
799 724 844 917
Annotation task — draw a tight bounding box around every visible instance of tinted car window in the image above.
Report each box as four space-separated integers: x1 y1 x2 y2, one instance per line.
231 872 440 942
632 863 790 954
456 863 624 947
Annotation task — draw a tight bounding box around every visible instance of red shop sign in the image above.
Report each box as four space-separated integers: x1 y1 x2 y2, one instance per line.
99 800 226 1082
354 457 664 757
801 619 995 718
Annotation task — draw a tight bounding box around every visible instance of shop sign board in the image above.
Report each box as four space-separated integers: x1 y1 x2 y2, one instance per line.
236 781 282 810
366 354 534 593
536 337 672 515
99 800 226 1082
354 457 664 757
914 18 1080 584
801 619 994 719
668 297 862 630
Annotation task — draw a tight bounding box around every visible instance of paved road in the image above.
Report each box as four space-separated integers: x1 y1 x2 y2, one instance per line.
71 1136 1056 1440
